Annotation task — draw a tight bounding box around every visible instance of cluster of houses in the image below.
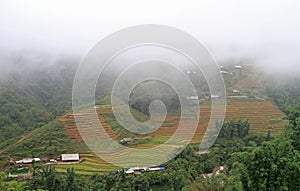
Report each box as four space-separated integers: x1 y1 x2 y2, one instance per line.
184 64 244 101
220 65 243 75
15 157 42 164
124 166 167 174
220 64 244 96
8 154 81 180
10 153 81 165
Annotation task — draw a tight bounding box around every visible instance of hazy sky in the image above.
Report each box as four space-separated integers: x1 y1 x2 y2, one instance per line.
0 0 300 73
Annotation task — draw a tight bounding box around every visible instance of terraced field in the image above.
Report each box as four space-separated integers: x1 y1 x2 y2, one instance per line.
59 106 120 142
61 100 287 144
55 153 118 175
199 99 287 135
59 99 287 174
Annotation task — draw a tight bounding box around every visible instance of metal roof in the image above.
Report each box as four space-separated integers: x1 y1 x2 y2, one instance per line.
61 154 79 161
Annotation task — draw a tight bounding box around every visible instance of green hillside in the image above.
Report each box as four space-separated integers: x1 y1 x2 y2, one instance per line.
0 120 85 164
0 61 76 150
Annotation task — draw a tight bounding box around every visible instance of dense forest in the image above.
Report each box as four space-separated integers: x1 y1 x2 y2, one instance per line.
0 59 76 148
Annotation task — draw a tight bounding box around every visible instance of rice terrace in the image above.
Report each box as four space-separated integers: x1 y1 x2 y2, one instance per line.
58 98 287 174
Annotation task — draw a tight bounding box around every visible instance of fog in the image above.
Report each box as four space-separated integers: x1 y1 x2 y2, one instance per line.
0 0 300 76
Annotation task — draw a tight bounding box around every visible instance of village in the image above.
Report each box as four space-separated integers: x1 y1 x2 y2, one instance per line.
6 152 170 180
7 153 82 180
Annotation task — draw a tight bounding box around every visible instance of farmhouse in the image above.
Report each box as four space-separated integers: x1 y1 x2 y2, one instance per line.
125 166 167 174
120 137 135 144
232 89 240 94
61 153 80 162
16 157 41 164
220 70 229 74
186 96 199 100
210 94 220 99
33 158 41 162
22 158 33 164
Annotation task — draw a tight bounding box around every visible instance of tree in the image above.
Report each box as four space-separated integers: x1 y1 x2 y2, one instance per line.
38 165 58 191
286 107 300 150
64 168 77 191
218 120 250 139
133 175 149 191
168 169 188 191
0 172 7 191
229 137 300 191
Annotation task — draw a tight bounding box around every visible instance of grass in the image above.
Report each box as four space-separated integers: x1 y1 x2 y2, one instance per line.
269 118 283 124
0 120 77 163
55 153 118 175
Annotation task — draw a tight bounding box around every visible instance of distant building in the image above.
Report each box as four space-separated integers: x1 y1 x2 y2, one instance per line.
49 159 57 163
22 158 33 164
220 70 229 74
33 158 41 162
120 137 135 144
15 157 42 164
186 96 199 100
125 169 134 174
234 65 242 69
210 94 220 99
125 166 166 174
232 90 240 94
61 154 80 162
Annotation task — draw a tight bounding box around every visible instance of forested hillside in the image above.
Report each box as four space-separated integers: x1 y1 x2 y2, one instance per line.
0 57 77 146
264 74 300 114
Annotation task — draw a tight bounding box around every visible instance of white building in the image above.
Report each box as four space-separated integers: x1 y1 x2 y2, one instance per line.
220 70 229 74
186 96 199 100
61 154 80 162
210 94 220 99
234 65 242 69
232 90 240 94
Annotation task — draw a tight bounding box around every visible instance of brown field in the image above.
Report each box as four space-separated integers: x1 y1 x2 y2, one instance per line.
61 99 287 146
236 78 262 88
200 100 287 136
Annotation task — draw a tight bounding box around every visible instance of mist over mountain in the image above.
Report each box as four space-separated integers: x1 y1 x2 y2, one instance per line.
0 1 300 190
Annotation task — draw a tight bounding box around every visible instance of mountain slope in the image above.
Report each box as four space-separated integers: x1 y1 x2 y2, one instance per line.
0 119 87 164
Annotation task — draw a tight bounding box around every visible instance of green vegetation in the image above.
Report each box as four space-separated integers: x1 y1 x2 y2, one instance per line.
0 62 75 149
265 74 300 114
218 119 250 139
1 117 299 191
129 80 181 116
0 120 77 164
0 61 299 190
0 85 49 144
